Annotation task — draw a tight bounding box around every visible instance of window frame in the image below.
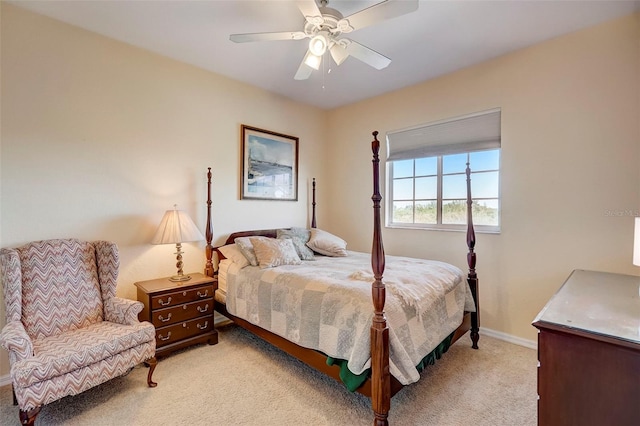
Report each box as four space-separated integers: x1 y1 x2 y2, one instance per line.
386 149 501 234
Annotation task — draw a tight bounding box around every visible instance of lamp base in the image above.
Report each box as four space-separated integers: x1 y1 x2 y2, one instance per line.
169 274 192 282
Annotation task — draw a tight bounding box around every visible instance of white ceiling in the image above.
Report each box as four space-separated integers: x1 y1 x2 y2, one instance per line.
10 0 640 110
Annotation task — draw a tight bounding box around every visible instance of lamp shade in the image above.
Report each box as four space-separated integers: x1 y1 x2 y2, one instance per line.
634 217 640 266
151 207 204 245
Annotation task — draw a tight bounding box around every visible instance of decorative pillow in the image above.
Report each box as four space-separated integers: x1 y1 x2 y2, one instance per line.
250 237 302 269
277 228 315 260
234 236 270 266
218 244 250 269
306 229 348 257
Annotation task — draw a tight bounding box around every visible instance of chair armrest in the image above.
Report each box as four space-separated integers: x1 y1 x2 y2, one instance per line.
0 321 33 361
104 297 144 325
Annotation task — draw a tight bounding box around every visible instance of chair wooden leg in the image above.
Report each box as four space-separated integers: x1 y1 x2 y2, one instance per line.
19 406 41 426
146 356 158 387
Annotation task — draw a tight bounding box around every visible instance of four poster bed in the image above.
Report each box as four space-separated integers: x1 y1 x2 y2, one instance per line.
204 132 480 425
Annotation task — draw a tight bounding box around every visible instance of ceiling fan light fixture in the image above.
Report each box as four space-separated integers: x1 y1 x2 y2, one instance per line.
304 52 322 70
309 34 328 56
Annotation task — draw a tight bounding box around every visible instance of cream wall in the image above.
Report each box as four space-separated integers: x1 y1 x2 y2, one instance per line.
0 4 328 376
326 13 640 342
1 4 639 379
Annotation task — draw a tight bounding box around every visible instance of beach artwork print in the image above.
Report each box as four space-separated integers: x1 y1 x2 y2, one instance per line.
241 125 298 201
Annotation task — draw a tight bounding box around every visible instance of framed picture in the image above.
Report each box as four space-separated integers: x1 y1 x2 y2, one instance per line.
241 125 299 201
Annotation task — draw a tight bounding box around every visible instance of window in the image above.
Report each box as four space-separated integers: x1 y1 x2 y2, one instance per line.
386 109 501 232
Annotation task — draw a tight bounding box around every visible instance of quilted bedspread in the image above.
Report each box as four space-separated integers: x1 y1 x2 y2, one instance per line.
225 251 475 385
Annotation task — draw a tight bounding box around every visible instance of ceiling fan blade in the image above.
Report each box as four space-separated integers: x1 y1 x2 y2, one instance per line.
296 0 323 25
230 31 306 43
294 52 315 80
345 40 391 70
338 0 419 33
329 43 349 66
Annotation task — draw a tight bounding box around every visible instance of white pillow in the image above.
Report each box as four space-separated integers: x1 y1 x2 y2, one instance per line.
250 237 302 268
218 243 250 269
306 228 348 257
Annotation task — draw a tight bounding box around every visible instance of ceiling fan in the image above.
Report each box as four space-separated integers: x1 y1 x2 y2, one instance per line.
229 0 419 80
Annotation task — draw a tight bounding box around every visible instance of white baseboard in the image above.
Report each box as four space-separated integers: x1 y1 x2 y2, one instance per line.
0 374 12 388
0 327 536 388
481 327 537 350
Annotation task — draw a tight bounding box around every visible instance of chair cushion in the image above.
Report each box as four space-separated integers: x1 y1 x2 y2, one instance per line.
12 321 155 388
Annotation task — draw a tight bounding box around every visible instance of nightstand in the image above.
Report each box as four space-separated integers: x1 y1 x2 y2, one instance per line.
135 272 218 358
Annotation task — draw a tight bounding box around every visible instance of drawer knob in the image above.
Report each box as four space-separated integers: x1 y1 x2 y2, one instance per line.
158 297 172 306
158 332 172 341
197 304 210 313
197 290 209 298
158 313 172 323
197 321 209 330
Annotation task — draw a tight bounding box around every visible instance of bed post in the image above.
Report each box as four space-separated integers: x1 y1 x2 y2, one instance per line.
205 167 214 278
311 178 317 229
466 162 480 349
370 131 390 426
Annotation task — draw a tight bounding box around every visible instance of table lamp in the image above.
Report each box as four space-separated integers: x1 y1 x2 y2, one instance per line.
152 205 204 281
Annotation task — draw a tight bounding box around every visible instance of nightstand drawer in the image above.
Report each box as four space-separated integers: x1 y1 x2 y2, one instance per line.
151 284 214 309
155 316 213 347
152 299 213 327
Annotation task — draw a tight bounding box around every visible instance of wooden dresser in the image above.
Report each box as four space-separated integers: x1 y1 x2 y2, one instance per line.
532 269 640 426
135 272 218 358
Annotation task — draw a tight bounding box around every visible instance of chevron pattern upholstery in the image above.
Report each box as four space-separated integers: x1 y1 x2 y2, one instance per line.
0 239 157 424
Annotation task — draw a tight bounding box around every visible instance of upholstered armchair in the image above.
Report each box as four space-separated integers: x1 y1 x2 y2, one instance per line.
0 239 157 425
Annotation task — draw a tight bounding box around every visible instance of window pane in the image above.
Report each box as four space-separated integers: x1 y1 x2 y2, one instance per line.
388 146 500 230
415 201 437 224
443 153 467 174
393 160 413 178
471 171 499 198
392 201 414 223
442 174 466 199
393 178 413 200
470 149 500 171
473 199 499 226
442 200 467 224
415 176 437 199
415 157 437 176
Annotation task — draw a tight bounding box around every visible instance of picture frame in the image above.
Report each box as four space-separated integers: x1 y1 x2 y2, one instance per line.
241 125 299 201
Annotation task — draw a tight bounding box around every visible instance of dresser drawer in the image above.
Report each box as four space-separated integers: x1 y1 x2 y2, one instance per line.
151 299 213 327
151 284 214 309
155 316 214 347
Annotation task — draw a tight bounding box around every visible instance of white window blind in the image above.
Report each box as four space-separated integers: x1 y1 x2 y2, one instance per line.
386 108 501 161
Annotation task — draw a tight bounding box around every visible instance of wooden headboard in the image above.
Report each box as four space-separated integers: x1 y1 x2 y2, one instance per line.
205 175 317 274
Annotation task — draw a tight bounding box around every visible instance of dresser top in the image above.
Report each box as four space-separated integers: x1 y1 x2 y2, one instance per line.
533 269 640 344
134 272 214 294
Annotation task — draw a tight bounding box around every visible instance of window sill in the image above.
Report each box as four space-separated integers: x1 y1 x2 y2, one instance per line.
386 223 501 234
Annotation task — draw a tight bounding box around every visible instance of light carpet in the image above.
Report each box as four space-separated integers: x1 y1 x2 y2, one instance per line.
0 324 537 425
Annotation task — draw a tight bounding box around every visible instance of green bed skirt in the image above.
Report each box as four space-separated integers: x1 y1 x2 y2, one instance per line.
326 331 455 392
